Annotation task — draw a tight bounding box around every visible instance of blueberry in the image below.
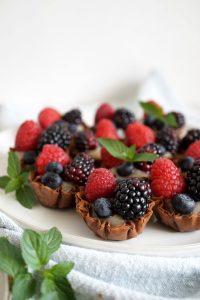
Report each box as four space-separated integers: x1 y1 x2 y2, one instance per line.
41 172 63 189
116 163 134 177
23 151 37 165
172 193 195 215
45 162 63 174
93 198 112 218
179 156 194 172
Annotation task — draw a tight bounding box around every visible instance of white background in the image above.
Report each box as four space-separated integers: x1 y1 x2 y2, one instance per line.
0 0 200 126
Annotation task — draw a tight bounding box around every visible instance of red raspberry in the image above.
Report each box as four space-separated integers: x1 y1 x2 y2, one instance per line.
85 168 116 202
143 100 164 119
185 140 200 159
36 144 70 174
38 107 61 129
95 103 115 124
101 147 123 168
15 120 42 151
126 121 155 149
150 158 185 199
96 119 119 140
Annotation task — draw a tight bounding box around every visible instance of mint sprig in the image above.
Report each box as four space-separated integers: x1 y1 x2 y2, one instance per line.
140 101 177 128
98 138 157 163
0 151 36 208
0 227 75 300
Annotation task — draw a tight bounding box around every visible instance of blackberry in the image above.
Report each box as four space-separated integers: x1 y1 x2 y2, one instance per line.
113 178 151 220
144 116 165 130
170 111 185 129
113 108 135 129
179 129 200 151
156 127 178 154
37 123 71 151
64 153 94 185
75 130 98 152
54 120 77 134
186 160 200 201
63 109 82 125
135 143 166 172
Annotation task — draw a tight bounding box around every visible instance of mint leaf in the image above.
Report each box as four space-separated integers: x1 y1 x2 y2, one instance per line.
0 237 25 277
140 101 163 119
55 277 75 300
12 272 36 300
40 292 62 300
41 276 75 300
134 152 158 162
164 113 177 128
50 262 74 278
20 172 30 184
5 177 22 193
98 138 130 161
21 230 49 270
16 185 36 209
40 227 62 257
0 176 10 189
126 145 136 161
7 151 21 179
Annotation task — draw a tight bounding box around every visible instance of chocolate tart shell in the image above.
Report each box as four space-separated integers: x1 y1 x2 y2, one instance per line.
75 192 155 240
30 172 77 209
154 199 200 232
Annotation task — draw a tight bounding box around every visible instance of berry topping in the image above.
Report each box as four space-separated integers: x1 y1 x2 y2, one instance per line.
38 107 61 129
172 193 195 215
23 150 37 165
93 198 112 218
151 158 185 199
101 147 123 169
95 103 115 124
45 162 63 174
112 108 135 129
170 112 185 129
113 178 151 220
179 129 200 151
63 109 82 124
185 140 200 159
75 130 98 152
15 120 42 151
36 144 70 175
126 121 156 149
64 153 94 185
116 163 134 177
179 156 194 172
41 172 63 189
186 161 200 201
37 122 71 151
85 168 116 202
95 119 119 140
156 127 178 154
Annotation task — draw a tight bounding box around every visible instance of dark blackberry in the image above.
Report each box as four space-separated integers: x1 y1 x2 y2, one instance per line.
63 109 82 125
37 123 71 151
186 160 200 201
113 178 151 220
179 129 200 151
75 130 98 152
64 153 94 185
170 111 185 129
113 108 135 129
54 120 77 134
144 116 165 130
156 127 178 154
135 143 166 172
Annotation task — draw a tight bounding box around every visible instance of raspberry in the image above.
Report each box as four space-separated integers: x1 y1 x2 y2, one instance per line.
112 108 135 129
36 144 70 175
185 140 200 159
85 168 116 202
75 130 98 152
150 158 185 199
63 109 82 124
170 111 185 129
15 120 42 151
186 161 200 200
95 103 115 124
126 121 155 149
38 107 61 129
64 153 94 185
95 119 119 140
101 147 123 168
179 129 200 151
156 127 178 154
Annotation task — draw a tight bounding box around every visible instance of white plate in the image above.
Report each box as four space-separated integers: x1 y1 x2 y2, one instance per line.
1 128 200 257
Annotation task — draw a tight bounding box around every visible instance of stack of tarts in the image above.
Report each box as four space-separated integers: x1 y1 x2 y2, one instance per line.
13 101 200 240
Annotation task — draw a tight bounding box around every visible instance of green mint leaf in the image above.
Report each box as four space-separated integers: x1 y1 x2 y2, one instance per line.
140 101 163 119
98 138 130 161
126 145 136 161
41 277 75 300
49 262 74 278
0 237 26 277
40 227 62 257
21 230 49 270
134 152 158 162
164 113 178 128
0 176 10 189
12 272 36 300
16 185 36 209
55 277 75 300
20 172 30 184
7 151 21 179
5 177 22 193
40 291 62 300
